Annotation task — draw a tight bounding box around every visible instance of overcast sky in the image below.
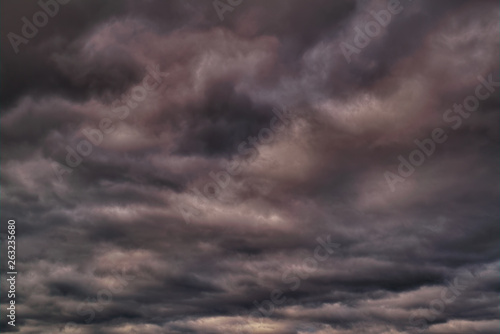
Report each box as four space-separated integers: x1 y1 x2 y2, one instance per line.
1 0 499 333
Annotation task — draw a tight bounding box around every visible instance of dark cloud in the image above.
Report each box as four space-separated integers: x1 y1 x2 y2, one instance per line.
1 0 498 333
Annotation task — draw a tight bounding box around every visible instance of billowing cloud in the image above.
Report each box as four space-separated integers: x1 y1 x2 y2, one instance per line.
1 0 498 333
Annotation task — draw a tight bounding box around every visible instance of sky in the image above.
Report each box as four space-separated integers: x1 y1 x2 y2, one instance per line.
0 0 499 333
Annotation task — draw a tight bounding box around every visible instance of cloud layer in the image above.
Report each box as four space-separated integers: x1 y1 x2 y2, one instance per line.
1 0 499 333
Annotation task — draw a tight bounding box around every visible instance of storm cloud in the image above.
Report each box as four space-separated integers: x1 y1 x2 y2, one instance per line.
0 0 499 333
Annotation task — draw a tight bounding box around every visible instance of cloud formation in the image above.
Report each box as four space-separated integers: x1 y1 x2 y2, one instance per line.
1 0 499 333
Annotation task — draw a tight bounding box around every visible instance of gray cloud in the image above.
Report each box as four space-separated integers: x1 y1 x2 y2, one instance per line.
1 0 498 333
